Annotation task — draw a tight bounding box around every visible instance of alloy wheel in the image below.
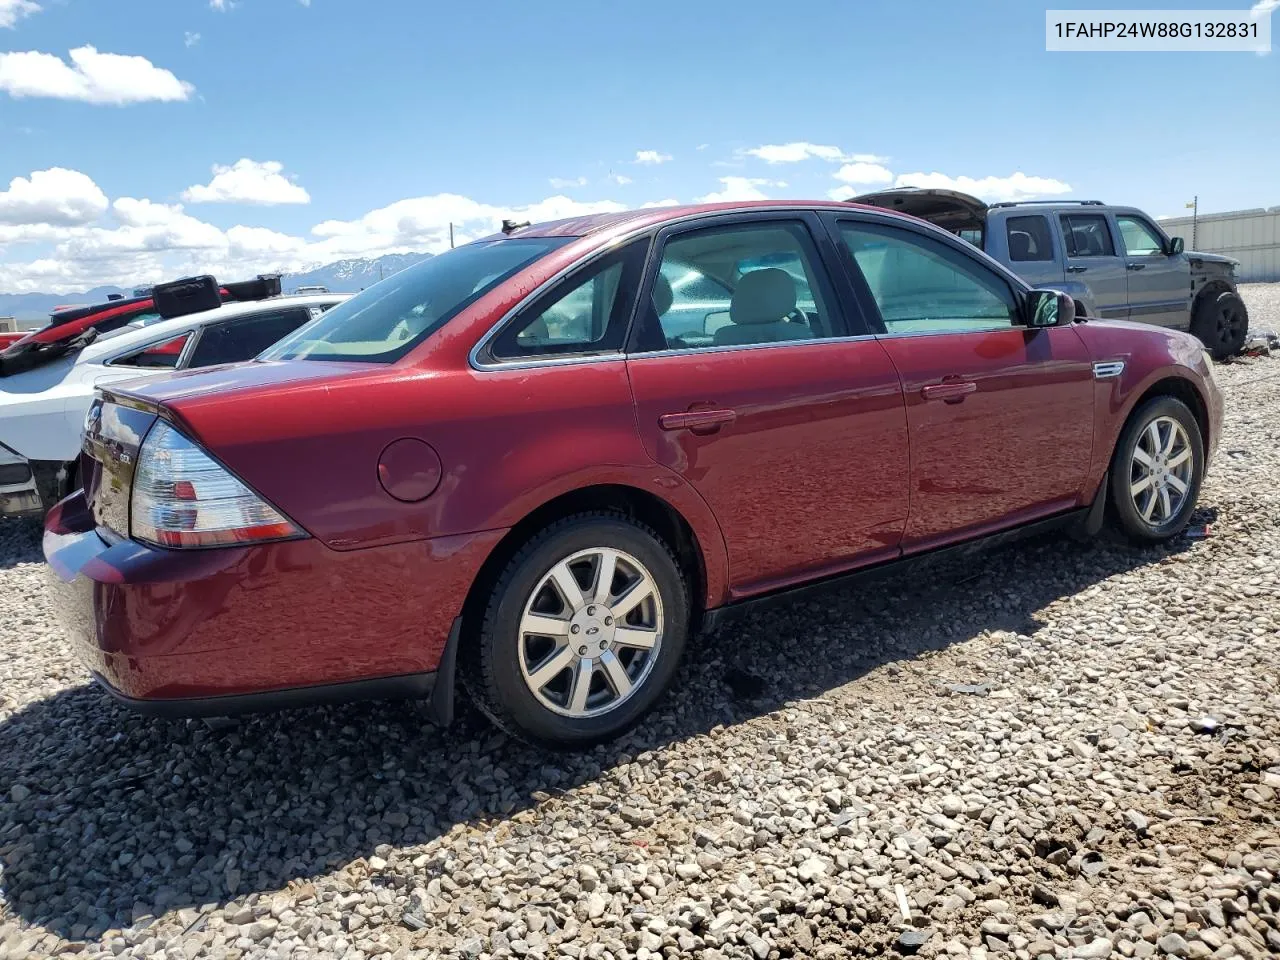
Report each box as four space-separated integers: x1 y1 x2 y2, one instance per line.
1128 416 1194 525
517 547 664 718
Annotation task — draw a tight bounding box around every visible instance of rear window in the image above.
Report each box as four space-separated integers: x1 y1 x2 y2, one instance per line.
1006 216 1054 262
262 238 572 363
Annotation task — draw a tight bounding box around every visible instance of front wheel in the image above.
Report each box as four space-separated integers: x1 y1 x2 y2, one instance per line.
465 513 690 748
1108 396 1204 544
1191 290 1249 360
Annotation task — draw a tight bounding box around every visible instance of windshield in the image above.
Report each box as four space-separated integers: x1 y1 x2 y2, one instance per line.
262 238 572 363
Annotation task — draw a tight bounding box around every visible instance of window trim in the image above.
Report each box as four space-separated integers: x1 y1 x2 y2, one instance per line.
827 213 1027 338
1114 212 1169 258
1059 212 1118 259
624 210 865 356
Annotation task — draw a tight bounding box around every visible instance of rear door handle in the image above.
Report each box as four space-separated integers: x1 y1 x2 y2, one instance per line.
1066 265 1087 273
921 381 977 404
1127 263 1146 271
659 408 737 432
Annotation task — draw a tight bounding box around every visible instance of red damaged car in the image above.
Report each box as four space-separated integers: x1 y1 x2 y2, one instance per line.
44 201 1222 746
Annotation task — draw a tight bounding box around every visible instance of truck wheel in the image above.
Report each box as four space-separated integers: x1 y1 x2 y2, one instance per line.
1191 290 1249 359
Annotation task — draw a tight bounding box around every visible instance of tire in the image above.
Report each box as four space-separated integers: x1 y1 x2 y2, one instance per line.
465 512 690 748
1108 396 1204 544
1191 289 1249 360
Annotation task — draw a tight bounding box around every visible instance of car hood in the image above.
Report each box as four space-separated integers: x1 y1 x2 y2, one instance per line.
849 188 989 230
1187 250 1239 268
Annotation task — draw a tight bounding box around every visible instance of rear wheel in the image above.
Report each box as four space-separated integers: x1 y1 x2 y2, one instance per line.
466 513 689 747
1191 290 1248 359
1108 396 1204 544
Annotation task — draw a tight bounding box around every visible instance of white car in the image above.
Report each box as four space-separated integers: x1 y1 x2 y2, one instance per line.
0 292 349 517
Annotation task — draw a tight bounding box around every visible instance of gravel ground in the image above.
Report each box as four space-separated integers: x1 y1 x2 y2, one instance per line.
1 287 1279 960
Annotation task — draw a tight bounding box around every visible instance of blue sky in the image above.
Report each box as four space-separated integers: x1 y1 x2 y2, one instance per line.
0 0 1276 293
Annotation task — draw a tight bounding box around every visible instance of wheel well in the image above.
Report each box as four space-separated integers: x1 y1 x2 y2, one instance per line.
1192 280 1230 311
457 484 709 648
1132 376 1210 453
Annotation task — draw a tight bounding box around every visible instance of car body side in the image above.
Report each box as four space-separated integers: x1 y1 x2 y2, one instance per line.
44 202 1222 706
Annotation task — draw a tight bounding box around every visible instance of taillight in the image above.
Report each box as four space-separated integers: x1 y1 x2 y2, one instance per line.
131 420 303 548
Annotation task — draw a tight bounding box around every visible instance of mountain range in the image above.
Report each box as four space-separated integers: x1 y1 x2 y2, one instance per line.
0 252 433 325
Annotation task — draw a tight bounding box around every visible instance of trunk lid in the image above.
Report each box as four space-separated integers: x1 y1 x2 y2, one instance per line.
849 188 989 233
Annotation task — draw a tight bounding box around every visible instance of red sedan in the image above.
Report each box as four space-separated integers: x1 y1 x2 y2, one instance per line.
44 201 1222 747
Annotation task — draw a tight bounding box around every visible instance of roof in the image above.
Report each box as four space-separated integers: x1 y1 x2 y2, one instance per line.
482 200 865 242
77 293 349 363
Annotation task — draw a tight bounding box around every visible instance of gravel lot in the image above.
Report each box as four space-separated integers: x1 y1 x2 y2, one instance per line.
2 287 1279 960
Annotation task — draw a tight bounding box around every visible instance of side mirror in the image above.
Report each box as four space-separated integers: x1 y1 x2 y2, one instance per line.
1167 236 1185 255
1025 289 1076 328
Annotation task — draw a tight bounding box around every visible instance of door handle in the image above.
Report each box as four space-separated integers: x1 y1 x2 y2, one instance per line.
921 381 977 404
1127 263 1146 271
659 408 737 432
1066 265 1087 273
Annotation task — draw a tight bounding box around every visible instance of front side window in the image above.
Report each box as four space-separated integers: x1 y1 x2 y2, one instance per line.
1116 215 1166 256
839 221 1017 335
263 238 571 363
643 221 840 351
1006 216 1054 262
1060 214 1116 257
189 309 312 368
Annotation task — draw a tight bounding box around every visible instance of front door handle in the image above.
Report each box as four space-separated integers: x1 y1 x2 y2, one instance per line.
921 381 977 404
1127 263 1146 271
1066 265 1087 273
659 408 737 433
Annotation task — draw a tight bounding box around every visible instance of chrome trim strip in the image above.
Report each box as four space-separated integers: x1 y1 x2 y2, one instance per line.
626 333 878 361
1093 360 1125 379
475 352 626 372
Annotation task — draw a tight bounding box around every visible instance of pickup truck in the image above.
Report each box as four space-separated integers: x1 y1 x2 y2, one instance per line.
850 189 1250 358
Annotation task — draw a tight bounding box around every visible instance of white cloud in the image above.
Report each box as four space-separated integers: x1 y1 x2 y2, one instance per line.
184 31 201 48
832 162 894 186
640 198 680 208
209 0 229 10
633 150 672 165
743 143 891 165
0 167 108 226
299 0 312 5
549 176 587 189
745 142 845 164
827 187 855 201
608 173 632 185
0 46 194 104
695 177 781 203
893 170 1072 202
696 143 709 151
0 0 39 29
1251 0 1278 13
182 159 311 205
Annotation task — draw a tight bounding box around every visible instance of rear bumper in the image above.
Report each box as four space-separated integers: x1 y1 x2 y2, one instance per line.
43 490 501 712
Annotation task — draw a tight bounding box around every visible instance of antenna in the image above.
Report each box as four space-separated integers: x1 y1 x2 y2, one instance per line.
449 222 455 249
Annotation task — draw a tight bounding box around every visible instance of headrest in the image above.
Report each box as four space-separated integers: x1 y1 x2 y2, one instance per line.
729 268 796 325
1008 230 1033 259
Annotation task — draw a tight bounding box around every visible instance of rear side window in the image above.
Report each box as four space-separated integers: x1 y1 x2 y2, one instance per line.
1060 214 1116 257
263 238 572 363
112 333 190 368
490 240 647 361
1006 216 1054 262
188 309 311 368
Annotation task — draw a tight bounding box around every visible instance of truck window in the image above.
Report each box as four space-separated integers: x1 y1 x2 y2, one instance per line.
1116 215 1166 256
1006 216 1054 262
1059 214 1116 258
